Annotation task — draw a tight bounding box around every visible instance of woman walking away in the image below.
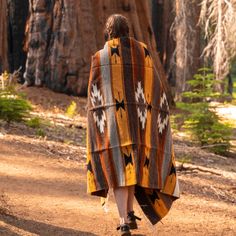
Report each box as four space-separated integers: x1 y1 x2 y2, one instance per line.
87 14 180 236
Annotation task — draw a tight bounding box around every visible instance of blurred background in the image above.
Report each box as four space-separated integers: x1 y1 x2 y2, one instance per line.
0 0 235 100
0 1 236 236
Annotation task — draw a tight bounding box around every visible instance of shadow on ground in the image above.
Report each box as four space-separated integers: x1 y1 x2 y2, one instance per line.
0 226 20 236
0 214 97 236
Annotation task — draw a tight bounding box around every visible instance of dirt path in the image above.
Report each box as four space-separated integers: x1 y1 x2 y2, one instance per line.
0 87 235 236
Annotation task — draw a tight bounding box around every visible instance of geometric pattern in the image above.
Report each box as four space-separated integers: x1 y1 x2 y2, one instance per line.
144 156 150 168
135 81 147 130
111 46 120 57
90 84 106 133
124 153 133 166
87 37 179 225
157 92 169 134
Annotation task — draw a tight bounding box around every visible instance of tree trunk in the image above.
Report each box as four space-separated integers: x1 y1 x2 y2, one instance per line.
1 0 169 96
8 0 29 74
0 0 9 73
175 0 201 101
151 0 175 68
151 0 176 105
23 0 167 96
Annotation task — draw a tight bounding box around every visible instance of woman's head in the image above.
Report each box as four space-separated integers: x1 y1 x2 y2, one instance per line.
104 14 130 41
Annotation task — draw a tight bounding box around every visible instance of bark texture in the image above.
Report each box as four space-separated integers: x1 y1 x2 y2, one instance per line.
151 0 203 102
24 0 54 86
174 0 201 101
151 0 175 71
24 0 164 96
151 0 176 104
0 0 9 72
0 0 169 96
8 0 29 73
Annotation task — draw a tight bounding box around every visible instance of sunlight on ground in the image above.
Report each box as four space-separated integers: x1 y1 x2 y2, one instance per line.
211 102 236 126
212 102 236 152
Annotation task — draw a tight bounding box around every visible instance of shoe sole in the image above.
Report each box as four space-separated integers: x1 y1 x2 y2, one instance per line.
121 232 131 236
128 221 138 230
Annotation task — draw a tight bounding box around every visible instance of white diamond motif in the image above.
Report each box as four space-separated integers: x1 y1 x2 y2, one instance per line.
135 82 147 130
157 92 169 134
90 84 106 133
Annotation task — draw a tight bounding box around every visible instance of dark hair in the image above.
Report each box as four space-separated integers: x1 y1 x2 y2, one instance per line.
104 14 129 41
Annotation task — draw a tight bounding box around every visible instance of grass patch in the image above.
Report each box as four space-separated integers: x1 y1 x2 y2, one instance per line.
26 117 42 128
177 155 192 165
35 128 46 137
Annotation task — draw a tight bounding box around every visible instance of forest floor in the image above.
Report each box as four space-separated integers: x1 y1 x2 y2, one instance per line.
0 87 235 236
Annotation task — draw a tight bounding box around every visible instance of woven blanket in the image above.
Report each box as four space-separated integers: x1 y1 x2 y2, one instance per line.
87 37 179 224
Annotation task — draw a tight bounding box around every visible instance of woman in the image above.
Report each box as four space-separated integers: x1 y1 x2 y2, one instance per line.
87 14 179 236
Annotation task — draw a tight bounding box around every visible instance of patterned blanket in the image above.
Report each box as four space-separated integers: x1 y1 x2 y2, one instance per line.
87 37 179 224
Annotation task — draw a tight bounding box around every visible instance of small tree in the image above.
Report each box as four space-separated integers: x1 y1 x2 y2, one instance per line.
0 71 31 123
177 68 232 155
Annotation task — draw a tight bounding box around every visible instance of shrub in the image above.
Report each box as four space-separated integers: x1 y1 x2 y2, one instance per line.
0 71 31 123
0 92 32 123
176 68 232 155
26 117 42 128
35 128 46 137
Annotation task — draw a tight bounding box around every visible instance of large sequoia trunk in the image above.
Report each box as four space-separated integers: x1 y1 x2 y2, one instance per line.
151 0 175 72
151 0 176 104
0 0 9 72
0 0 204 100
23 0 165 96
24 0 54 87
8 0 29 73
0 0 28 74
0 0 169 96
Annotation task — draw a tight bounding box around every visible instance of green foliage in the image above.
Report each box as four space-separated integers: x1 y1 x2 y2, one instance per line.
26 117 42 128
176 68 232 155
183 68 224 100
0 71 32 123
26 117 49 137
65 101 77 118
178 155 192 165
35 128 46 137
0 92 32 123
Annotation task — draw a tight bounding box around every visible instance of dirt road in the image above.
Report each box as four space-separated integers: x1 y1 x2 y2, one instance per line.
0 88 235 236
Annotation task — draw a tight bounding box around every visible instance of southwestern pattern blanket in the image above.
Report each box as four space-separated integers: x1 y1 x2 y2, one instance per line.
87 37 179 224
